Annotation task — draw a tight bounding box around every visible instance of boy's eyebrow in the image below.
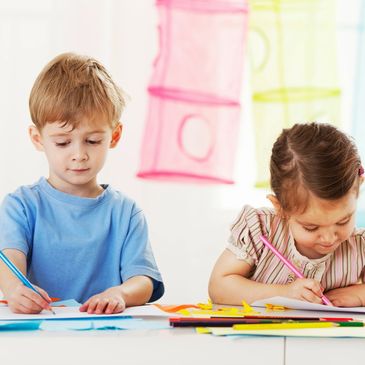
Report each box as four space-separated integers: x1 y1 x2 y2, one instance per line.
49 130 107 137
296 211 355 226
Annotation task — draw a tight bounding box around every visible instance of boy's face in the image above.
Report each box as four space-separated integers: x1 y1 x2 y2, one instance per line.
29 116 122 196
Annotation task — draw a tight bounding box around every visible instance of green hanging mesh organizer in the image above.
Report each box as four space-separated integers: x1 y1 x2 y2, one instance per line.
249 0 341 188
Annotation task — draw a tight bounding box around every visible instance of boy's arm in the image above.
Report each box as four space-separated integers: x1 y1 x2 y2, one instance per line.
0 248 51 313
0 249 27 297
209 249 323 305
79 275 154 314
325 284 365 307
119 275 154 306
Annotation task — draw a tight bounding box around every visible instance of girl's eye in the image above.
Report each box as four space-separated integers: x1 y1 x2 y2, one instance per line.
55 141 70 147
87 140 101 145
303 226 318 232
337 219 350 226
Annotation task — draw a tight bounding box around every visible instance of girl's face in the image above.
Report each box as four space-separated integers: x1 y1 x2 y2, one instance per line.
287 189 358 259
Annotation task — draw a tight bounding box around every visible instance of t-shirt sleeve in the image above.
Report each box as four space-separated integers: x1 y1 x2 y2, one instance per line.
226 205 267 266
120 209 164 302
0 194 31 255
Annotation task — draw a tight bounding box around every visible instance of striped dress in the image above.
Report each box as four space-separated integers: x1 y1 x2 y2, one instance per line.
227 205 365 290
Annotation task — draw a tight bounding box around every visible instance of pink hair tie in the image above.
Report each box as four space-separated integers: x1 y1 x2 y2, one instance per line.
359 166 364 176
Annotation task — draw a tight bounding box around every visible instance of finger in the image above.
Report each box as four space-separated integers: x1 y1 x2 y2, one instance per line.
79 302 89 312
17 296 44 314
304 280 323 297
87 299 100 313
105 299 119 314
115 301 126 313
24 289 51 310
330 298 342 307
37 287 52 303
301 290 322 304
79 297 92 312
95 299 109 314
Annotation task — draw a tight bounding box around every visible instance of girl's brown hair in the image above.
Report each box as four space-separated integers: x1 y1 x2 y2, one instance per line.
29 52 126 129
270 122 362 214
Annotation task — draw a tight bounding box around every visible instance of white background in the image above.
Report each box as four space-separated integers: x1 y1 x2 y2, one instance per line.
0 0 363 304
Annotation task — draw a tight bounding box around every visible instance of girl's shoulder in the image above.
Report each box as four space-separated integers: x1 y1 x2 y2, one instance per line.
232 204 278 226
351 228 365 242
231 204 284 237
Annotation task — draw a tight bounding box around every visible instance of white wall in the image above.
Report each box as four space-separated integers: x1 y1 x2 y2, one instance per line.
0 0 363 303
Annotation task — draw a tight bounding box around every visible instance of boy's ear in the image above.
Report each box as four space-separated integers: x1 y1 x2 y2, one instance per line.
110 122 123 148
266 194 283 215
29 126 44 151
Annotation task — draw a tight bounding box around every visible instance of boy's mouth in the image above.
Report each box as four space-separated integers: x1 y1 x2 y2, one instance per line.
70 168 90 173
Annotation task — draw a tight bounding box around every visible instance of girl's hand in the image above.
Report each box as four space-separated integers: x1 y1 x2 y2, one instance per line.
325 287 363 307
79 287 126 314
5 282 52 314
284 278 324 304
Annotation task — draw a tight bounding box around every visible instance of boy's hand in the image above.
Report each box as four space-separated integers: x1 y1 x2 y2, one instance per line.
79 286 126 314
5 282 52 314
325 287 363 307
284 278 323 304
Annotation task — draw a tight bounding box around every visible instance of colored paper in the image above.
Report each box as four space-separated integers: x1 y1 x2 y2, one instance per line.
208 326 365 338
252 297 365 313
0 320 41 331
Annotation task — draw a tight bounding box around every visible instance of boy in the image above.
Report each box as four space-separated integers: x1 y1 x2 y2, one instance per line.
0 53 164 314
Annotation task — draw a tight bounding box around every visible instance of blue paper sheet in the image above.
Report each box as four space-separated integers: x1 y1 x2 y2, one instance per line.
0 320 41 331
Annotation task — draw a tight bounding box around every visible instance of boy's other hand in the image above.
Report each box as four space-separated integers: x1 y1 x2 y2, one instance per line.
285 278 323 304
6 283 52 314
79 287 126 314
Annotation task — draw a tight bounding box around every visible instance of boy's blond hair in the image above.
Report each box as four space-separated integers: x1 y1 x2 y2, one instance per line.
29 52 126 129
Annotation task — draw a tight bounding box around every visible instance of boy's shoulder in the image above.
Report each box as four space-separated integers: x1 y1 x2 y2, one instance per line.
4 178 44 202
3 178 140 215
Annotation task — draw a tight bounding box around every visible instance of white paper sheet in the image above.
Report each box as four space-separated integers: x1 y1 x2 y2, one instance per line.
0 304 172 321
252 296 365 313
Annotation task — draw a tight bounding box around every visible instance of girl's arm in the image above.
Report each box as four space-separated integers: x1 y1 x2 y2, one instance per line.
209 249 323 305
325 284 365 307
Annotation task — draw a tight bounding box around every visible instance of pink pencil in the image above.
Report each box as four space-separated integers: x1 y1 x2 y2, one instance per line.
260 235 332 306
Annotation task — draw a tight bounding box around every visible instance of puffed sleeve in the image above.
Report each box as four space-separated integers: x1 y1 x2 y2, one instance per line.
227 205 269 266
355 229 365 283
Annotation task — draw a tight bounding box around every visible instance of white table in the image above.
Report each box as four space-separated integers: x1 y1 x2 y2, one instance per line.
0 324 284 365
2 315 365 365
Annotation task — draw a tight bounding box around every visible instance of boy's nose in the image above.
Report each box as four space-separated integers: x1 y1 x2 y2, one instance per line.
72 145 88 161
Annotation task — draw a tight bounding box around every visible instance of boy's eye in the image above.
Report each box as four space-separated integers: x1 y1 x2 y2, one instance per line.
87 139 102 145
55 141 70 147
303 226 318 232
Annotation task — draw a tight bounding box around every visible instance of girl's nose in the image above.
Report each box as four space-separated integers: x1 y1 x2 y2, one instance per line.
319 229 337 244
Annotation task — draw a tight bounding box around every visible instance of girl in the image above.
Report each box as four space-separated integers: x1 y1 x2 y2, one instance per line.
209 122 365 307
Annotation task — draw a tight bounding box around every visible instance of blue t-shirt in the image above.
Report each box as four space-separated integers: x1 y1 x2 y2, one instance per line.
0 177 164 303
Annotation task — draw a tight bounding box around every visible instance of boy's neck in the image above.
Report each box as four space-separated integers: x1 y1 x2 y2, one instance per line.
46 177 104 198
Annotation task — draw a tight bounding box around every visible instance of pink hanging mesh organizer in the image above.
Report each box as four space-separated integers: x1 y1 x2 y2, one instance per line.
137 0 249 184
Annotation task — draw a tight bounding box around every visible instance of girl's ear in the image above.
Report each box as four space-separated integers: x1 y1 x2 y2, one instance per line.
29 126 44 151
110 122 123 148
267 194 284 215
